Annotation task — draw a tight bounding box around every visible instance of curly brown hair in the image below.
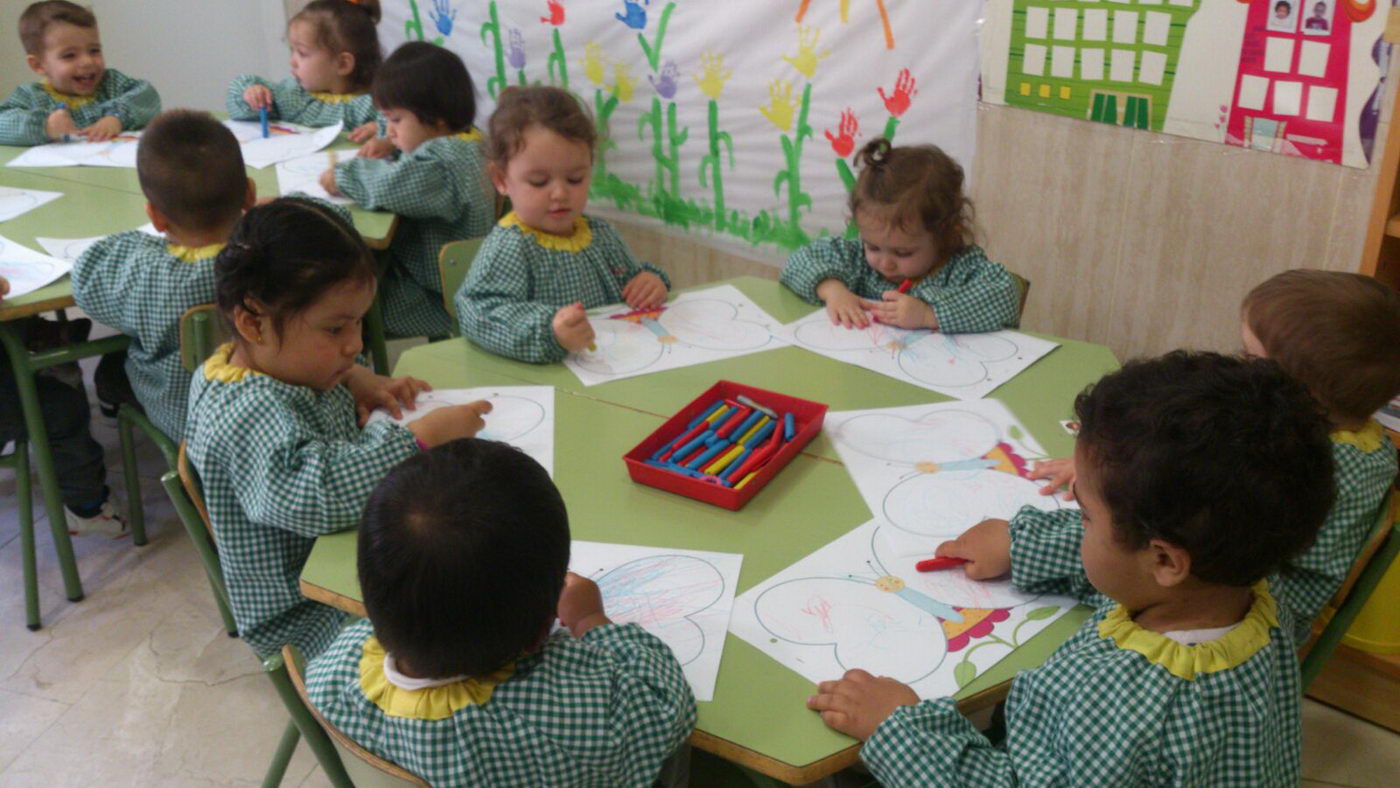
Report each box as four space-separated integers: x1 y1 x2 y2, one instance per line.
19 1 96 56
290 0 382 92
483 85 597 170
849 138 975 268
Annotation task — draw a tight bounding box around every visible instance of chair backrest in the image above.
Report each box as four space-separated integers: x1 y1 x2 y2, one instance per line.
179 304 229 373
437 238 486 328
282 645 429 787
176 443 216 540
1009 272 1031 324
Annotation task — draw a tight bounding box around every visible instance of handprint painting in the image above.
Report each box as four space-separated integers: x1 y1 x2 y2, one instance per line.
384 0 981 252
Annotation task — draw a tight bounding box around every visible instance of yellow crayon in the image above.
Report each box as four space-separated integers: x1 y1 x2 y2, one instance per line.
734 472 758 490
705 444 745 476
737 415 771 445
705 405 731 424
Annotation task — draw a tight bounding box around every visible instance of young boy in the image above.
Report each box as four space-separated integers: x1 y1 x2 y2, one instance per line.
0 1 160 146
808 352 1336 784
72 110 254 442
305 439 696 786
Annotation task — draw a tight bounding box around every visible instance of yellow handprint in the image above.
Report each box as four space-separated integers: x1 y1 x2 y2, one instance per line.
692 51 731 101
759 79 796 132
611 61 635 103
781 25 830 80
580 42 608 88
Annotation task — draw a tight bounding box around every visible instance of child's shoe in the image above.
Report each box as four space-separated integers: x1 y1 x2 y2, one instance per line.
65 496 130 539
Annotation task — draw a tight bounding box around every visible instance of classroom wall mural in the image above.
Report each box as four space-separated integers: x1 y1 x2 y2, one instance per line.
981 0 1394 168
381 0 983 253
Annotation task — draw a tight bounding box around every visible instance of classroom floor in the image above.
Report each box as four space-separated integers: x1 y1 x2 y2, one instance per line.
0 340 1398 786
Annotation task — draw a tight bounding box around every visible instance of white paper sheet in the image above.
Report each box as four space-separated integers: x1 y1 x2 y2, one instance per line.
35 223 164 262
275 151 352 204
5 132 142 168
570 540 743 702
238 121 342 169
0 234 73 297
564 284 787 386
775 309 1059 400
364 386 555 476
0 186 63 222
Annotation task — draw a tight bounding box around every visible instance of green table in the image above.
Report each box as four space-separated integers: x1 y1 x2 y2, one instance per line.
300 278 1111 783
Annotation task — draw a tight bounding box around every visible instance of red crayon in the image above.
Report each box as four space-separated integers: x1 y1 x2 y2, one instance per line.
896 279 914 294
915 556 968 572
659 422 708 463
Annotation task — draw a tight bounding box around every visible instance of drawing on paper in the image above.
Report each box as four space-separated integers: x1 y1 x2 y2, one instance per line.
275 153 353 205
365 386 554 474
0 186 62 222
0 234 74 298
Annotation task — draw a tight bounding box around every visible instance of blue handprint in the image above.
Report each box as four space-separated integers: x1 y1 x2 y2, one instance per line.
507 28 526 69
649 59 678 99
616 0 648 30
429 0 457 38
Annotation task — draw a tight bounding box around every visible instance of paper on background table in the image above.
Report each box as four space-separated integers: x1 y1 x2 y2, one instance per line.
35 223 162 262
570 540 743 702
729 519 1075 699
6 132 142 168
0 186 62 222
0 234 73 297
564 284 788 386
275 151 353 204
239 121 342 169
775 309 1059 400
364 386 555 476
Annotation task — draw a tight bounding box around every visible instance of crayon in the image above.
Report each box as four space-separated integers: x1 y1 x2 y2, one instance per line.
896 278 914 294
721 448 753 482
658 421 708 462
715 406 752 439
687 400 725 429
783 412 795 441
729 410 765 442
734 472 758 490
705 444 746 476
736 393 777 420
915 557 968 572
259 106 269 138
686 439 731 470
671 429 714 464
736 415 770 445
743 421 776 448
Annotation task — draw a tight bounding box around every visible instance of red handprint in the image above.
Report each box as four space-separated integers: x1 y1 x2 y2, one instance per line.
824 108 859 157
877 69 918 118
540 0 565 25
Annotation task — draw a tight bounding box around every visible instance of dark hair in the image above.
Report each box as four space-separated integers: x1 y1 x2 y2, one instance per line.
359 439 570 678
19 0 95 55
290 0 382 92
850 138 974 267
136 110 246 231
1074 351 1335 587
372 41 476 132
1243 269 1400 425
214 197 376 343
485 85 596 169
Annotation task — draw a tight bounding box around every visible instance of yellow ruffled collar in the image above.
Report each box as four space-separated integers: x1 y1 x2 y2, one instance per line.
167 241 225 263
1097 581 1276 680
453 127 483 142
499 211 593 252
308 90 364 104
40 80 96 109
1332 420 1385 453
201 342 262 383
359 636 515 720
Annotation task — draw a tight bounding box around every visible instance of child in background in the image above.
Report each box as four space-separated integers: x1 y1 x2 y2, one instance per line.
810 352 1336 784
0 1 160 145
73 110 255 441
185 197 492 660
455 86 671 363
227 0 382 145
780 138 1018 333
321 42 494 339
306 439 696 786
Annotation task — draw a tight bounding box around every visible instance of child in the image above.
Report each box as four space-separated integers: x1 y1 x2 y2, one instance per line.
1242 269 1400 645
72 109 255 441
226 0 382 144
808 352 1336 784
321 42 494 339
305 439 696 785
0 1 160 146
780 138 1018 333
185 197 492 660
1306 2 1331 31
455 86 671 363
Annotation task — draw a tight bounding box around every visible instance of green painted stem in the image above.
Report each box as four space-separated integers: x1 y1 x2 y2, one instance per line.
638 3 677 72
882 115 900 142
405 0 427 42
699 99 734 232
478 2 506 99
547 28 569 90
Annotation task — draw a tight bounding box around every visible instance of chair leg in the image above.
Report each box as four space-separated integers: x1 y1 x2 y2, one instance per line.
212 570 239 637
117 408 147 546
16 446 40 630
363 295 391 375
260 719 301 788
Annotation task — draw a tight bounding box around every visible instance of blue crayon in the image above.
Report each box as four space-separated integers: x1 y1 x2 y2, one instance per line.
686 439 730 470
663 461 705 479
259 106 269 138
732 410 764 441
651 430 687 461
722 448 753 481
687 400 726 429
744 421 777 448
673 430 714 464
784 412 795 441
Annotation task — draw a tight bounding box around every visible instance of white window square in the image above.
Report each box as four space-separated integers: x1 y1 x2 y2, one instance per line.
1307 86 1338 121
1299 40 1331 78
1026 7 1050 39
1113 11 1139 44
1111 49 1136 82
1264 37 1295 73
1023 43 1048 76
1273 80 1303 116
1081 48 1106 80
1106 0 1130 4
1054 8 1078 40
1143 12 1171 46
1239 74 1269 110
1169 0 1195 6
1138 0 1164 5
1139 51 1167 85
1052 46 1076 77
1083 9 1109 40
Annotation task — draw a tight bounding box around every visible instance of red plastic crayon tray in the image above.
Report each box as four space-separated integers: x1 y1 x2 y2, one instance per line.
623 380 827 510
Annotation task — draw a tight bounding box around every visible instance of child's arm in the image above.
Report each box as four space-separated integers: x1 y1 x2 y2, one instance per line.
227 76 316 123
333 148 479 221
780 237 866 305
589 217 671 296
914 246 1020 333
0 84 54 145
71 232 213 334
1008 507 1100 602
456 230 572 363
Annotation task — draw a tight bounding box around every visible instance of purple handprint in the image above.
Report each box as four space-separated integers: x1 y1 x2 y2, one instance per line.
615 0 649 30
648 59 678 99
507 28 526 69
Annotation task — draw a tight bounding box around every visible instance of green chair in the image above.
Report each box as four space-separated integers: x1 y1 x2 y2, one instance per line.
1009 272 1032 326
3 438 40 630
162 454 237 638
437 238 486 331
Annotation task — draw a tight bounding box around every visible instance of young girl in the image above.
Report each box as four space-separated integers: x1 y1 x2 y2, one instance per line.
321 42 494 339
185 197 491 660
780 138 1019 333
454 85 671 363
226 0 382 144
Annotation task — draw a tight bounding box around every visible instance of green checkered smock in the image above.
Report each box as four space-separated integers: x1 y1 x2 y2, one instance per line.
859 509 1303 786
226 75 379 129
454 213 671 363
184 345 418 659
306 618 696 787
779 238 1019 332
335 134 495 338
0 70 160 145
71 232 223 441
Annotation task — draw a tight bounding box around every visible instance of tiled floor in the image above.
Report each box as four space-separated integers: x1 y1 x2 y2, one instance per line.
1 349 1398 786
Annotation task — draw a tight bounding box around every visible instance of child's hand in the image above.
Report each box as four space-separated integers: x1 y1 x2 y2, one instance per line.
45 108 79 140
552 302 596 353
862 291 937 330
346 366 432 426
406 400 492 447
356 137 396 159
319 167 340 196
243 84 273 110
1029 457 1076 500
936 518 1011 580
816 279 869 329
806 668 920 741
347 121 378 143
557 572 611 637
0 275 9 302
78 116 122 142
621 271 667 309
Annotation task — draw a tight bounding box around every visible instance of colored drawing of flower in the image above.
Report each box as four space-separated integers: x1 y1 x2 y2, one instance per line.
581 42 607 86
693 51 731 100
942 607 1011 652
540 0 565 26
507 28 526 69
612 62 636 103
759 78 797 132
781 25 829 79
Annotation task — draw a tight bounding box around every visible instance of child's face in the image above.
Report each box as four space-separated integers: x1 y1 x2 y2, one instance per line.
1276 4 1290 18
287 19 348 93
1314 2 1326 15
855 211 939 285
245 279 375 391
1073 443 1158 609
492 125 593 236
26 23 104 96
381 107 449 154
